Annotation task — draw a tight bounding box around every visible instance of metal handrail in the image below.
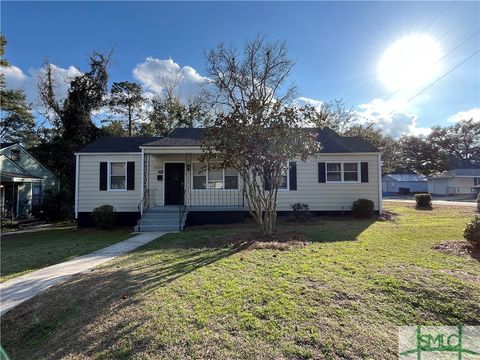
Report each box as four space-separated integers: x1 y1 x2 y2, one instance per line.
179 187 187 231
138 189 150 215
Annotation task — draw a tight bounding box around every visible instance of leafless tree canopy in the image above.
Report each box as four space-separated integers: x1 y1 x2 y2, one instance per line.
206 35 296 116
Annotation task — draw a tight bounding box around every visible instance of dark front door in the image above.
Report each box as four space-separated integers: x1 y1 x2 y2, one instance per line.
164 163 185 205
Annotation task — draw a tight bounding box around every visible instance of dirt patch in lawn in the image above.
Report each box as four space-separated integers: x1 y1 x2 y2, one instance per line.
223 230 309 251
433 240 480 260
378 209 399 221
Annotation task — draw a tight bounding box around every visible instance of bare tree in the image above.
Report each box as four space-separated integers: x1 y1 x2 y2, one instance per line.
202 35 319 235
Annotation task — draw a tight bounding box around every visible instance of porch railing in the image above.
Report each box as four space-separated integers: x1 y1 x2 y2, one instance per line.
188 187 245 207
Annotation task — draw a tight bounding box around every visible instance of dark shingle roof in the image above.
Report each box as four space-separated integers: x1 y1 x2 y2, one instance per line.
79 128 379 153
77 137 161 153
1 143 15 149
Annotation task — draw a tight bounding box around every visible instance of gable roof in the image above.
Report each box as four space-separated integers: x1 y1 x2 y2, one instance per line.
1 143 15 149
142 127 380 153
77 136 161 153
383 173 427 182
77 128 379 154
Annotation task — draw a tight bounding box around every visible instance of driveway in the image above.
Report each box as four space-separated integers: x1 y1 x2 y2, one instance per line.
384 199 477 207
0 231 165 315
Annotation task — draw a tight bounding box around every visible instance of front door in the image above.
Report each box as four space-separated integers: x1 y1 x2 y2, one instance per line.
164 163 185 205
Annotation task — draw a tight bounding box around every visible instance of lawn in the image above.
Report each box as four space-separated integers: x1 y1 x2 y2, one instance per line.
0 227 134 282
1 203 479 359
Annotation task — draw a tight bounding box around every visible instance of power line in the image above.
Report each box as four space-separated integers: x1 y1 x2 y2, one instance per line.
387 48 480 115
384 29 480 101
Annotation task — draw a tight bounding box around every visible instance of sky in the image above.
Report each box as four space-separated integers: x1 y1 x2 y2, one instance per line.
1 1 479 137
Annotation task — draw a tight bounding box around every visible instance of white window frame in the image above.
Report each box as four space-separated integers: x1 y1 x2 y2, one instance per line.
264 162 290 192
191 162 239 191
108 161 127 191
325 161 361 184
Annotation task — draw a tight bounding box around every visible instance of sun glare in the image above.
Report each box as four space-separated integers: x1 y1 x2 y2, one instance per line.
378 35 442 91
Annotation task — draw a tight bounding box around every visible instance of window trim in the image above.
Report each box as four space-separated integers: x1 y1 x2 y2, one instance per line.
107 161 127 192
325 161 361 184
191 162 239 191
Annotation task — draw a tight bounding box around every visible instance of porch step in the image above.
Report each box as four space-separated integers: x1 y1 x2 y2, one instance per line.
135 206 188 232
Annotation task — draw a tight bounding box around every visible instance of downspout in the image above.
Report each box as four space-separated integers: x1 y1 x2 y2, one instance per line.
75 154 79 219
140 148 145 216
377 153 383 215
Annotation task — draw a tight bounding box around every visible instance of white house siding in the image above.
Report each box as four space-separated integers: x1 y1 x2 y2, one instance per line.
428 177 475 195
77 154 142 212
145 152 380 211
276 154 380 211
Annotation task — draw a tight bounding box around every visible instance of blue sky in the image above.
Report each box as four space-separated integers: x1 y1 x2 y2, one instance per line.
1 1 479 137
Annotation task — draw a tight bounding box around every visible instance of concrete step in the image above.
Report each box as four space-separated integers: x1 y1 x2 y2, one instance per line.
134 224 182 232
141 213 181 220
148 207 185 213
139 218 186 226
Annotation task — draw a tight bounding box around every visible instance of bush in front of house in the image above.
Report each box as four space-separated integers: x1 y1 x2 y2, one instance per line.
39 188 73 221
90 205 116 230
352 199 374 218
464 216 480 248
414 193 432 209
290 203 311 222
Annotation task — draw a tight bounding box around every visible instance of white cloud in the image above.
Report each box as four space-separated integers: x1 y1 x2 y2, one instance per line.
448 107 480 123
292 96 323 110
0 63 81 106
356 98 430 137
133 57 210 101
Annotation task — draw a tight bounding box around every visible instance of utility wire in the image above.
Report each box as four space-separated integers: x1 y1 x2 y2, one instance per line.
384 29 480 101
387 48 480 115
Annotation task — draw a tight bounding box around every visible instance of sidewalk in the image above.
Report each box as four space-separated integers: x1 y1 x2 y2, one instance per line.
0 231 165 316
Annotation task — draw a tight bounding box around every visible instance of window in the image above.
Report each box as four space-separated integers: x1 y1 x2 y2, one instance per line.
225 168 239 190
326 162 359 183
278 166 288 189
32 185 41 206
192 163 207 189
208 168 223 189
11 149 20 161
192 163 239 190
343 163 359 182
326 163 342 182
109 162 126 190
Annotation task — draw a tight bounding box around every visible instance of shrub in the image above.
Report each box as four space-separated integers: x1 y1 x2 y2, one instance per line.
463 216 480 248
477 192 480 213
290 203 311 222
414 193 432 209
90 205 116 230
38 188 73 221
352 199 374 218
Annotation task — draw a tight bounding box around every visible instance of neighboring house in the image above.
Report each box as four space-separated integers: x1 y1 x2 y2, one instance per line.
0 143 59 219
75 128 382 231
428 168 480 195
382 173 428 195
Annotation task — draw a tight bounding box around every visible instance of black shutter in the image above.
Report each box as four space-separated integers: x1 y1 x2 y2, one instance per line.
127 162 135 190
99 162 107 191
474 177 478 186
318 162 326 183
361 162 369 183
289 162 297 190
264 173 271 191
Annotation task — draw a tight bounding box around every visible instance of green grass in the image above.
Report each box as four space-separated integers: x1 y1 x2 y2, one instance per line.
0 227 133 282
1 203 479 359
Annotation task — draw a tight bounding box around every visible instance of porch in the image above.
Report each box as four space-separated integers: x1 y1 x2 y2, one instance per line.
1 172 43 220
139 152 246 214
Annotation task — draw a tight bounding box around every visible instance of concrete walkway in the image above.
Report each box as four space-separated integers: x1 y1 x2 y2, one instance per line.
384 199 476 207
0 232 165 316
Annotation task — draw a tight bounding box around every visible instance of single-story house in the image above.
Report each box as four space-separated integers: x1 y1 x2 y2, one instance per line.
382 173 428 195
1 143 59 219
428 168 480 195
75 128 382 231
